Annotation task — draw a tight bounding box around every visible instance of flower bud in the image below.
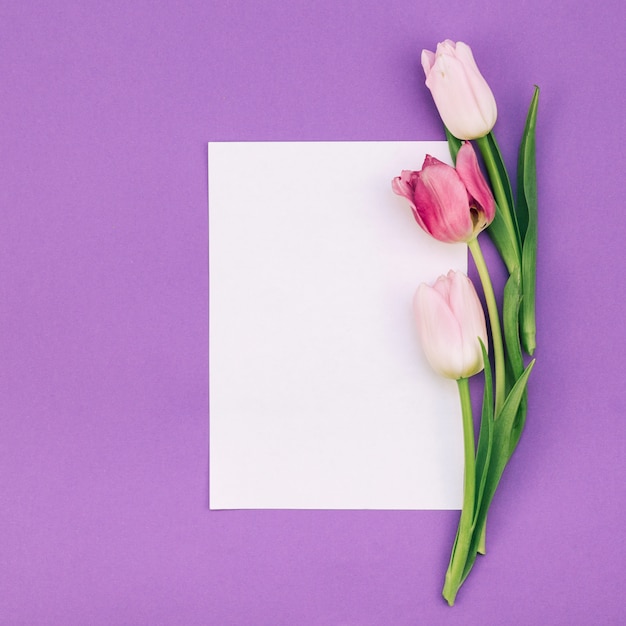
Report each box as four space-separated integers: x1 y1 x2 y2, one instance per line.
421 40 497 140
413 270 487 380
392 142 495 243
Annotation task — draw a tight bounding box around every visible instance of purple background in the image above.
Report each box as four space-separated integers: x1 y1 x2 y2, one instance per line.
0 1 624 624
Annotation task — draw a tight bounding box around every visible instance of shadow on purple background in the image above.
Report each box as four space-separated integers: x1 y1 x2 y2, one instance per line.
0 1 623 624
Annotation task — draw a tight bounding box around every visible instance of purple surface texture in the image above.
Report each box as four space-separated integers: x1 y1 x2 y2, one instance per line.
0 1 624 624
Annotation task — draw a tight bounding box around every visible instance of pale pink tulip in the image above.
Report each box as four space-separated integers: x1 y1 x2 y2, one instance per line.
414 270 487 379
421 40 497 140
392 142 495 243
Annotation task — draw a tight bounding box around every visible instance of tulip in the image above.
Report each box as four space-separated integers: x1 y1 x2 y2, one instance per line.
421 40 497 140
413 270 487 380
392 141 495 243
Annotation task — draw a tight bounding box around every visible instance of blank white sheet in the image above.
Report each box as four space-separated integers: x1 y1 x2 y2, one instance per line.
209 141 466 509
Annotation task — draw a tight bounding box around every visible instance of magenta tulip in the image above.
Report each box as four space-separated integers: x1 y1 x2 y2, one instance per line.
414 270 488 380
392 141 495 243
421 40 497 140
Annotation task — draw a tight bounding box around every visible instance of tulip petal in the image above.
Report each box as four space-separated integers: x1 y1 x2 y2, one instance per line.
414 271 488 379
456 142 496 225
432 272 453 301
414 161 474 242
425 54 485 140
422 154 443 169
447 272 487 376
454 42 498 131
452 42 480 74
425 41 497 140
414 284 465 379
439 40 457 55
421 49 436 76
392 171 430 233
391 171 417 208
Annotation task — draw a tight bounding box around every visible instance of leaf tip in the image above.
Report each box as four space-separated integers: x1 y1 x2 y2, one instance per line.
522 330 536 355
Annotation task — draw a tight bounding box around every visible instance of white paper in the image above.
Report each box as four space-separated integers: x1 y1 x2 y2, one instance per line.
209 141 466 509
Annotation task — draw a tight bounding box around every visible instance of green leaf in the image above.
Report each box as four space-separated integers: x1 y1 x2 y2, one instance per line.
461 360 535 582
503 269 524 388
485 205 519 274
486 132 518 245
516 86 539 240
509 387 529 456
502 268 529 454
476 135 521 274
490 360 535 486
518 86 540 355
444 126 462 164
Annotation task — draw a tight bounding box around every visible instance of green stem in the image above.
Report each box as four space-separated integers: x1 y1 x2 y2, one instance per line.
442 378 475 606
468 238 505 416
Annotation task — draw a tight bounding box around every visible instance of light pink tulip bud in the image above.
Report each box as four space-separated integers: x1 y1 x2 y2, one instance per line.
392 142 495 243
414 270 488 379
421 40 497 140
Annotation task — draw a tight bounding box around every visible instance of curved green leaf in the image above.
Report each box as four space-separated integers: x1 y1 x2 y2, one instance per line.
476 135 521 274
486 206 520 274
518 87 540 355
461 360 535 582
486 131 519 244
503 269 524 387
502 268 528 454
